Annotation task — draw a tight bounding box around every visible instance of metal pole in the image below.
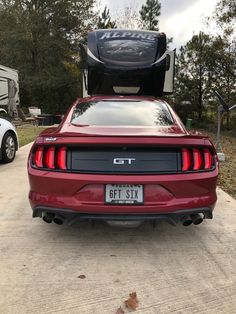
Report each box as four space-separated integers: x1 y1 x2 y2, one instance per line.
215 105 223 153
229 104 236 112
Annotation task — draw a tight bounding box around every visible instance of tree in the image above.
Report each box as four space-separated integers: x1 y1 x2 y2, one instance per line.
175 32 217 120
0 0 96 113
97 5 116 29
139 0 172 47
212 0 236 128
139 0 161 31
215 0 236 25
117 4 142 29
174 0 236 127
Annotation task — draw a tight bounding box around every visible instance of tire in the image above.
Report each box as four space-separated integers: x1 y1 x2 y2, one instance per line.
1 131 17 163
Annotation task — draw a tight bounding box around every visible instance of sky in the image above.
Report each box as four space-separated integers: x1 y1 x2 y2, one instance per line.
99 0 218 49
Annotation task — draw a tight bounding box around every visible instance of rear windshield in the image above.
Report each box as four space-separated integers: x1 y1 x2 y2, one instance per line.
71 100 174 127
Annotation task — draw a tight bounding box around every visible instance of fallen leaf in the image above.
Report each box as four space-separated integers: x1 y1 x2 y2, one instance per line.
116 306 125 314
78 275 86 279
124 292 139 311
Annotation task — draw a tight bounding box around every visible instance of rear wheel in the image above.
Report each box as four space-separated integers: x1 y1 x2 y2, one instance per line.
1 132 17 163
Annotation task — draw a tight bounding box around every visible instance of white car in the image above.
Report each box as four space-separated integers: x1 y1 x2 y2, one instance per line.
0 116 18 163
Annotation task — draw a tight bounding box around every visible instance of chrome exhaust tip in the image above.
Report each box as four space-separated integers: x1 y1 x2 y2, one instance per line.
191 214 204 225
53 215 65 225
42 212 55 224
181 216 192 226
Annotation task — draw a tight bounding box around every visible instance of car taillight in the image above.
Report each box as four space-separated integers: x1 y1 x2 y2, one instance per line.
33 146 67 171
204 149 213 170
182 148 214 172
45 147 55 169
193 148 202 171
57 147 67 170
182 148 191 171
34 147 44 168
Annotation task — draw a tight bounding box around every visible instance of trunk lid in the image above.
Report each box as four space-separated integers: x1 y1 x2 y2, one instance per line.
54 123 188 137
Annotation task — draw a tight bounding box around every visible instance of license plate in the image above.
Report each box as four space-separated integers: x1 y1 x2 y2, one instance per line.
105 184 143 204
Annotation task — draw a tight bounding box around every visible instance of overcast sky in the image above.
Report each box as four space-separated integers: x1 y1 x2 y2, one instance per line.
99 0 218 49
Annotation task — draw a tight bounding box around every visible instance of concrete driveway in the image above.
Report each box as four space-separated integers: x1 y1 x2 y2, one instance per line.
0 144 236 314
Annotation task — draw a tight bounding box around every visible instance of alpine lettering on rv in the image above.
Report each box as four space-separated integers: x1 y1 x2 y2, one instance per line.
100 32 157 41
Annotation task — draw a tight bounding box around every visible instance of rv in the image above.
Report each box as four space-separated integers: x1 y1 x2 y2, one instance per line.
80 29 175 97
0 65 19 107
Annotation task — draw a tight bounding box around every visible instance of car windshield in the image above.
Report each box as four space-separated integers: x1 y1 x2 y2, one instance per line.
71 100 174 127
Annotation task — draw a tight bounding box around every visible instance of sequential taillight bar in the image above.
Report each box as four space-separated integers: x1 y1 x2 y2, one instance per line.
33 146 67 170
182 148 214 172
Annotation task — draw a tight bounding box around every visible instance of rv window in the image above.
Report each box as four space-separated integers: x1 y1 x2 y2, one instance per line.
98 40 157 63
71 100 173 126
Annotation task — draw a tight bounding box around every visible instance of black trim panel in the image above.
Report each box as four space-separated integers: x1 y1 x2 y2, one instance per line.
70 147 180 174
33 205 214 226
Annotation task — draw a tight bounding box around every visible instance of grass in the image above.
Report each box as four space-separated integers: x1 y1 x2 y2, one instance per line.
198 128 236 199
16 125 236 199
16 125 47 147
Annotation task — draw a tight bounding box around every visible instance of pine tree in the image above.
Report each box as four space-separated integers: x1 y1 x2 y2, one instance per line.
175 32 217 120
139 0 161 31
215 0 236 24
97 6 116 29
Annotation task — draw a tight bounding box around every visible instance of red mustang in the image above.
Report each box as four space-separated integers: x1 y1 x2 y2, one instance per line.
28 95 218 227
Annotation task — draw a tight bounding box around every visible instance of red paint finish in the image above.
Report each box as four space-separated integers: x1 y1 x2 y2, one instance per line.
28 168 217 214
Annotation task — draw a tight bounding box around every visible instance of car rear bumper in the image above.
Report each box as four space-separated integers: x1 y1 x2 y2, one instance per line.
32 205 214 225
28 167 218 220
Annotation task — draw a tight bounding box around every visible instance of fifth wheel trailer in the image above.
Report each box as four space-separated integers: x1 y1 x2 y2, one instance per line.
80 30 175 97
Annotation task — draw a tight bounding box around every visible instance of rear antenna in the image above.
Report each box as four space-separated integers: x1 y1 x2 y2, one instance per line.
214 91 236 161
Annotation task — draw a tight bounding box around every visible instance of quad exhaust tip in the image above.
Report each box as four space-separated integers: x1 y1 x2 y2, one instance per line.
191 213 204 225
53 214 65 225
42 212 55 224
181 216 192 226
42 212 65 225
182 213 204 226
